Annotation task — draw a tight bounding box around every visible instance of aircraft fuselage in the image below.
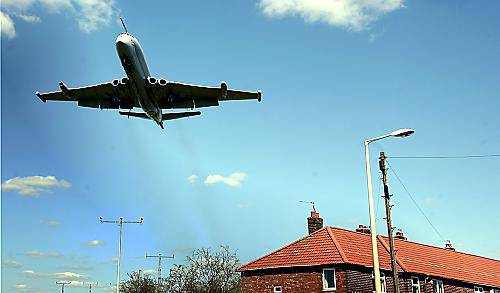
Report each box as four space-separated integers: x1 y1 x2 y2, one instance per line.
115 33 163 127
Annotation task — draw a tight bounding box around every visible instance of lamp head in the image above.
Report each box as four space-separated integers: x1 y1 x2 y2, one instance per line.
390 128 415 138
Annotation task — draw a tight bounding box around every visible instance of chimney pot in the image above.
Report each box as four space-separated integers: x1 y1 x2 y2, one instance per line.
355 224 371 234
307 211 323 234
445 241 456 251
395 229 407 240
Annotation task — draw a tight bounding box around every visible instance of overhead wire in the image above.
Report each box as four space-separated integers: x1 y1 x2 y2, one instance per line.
389 154 500 159
386 160 447 243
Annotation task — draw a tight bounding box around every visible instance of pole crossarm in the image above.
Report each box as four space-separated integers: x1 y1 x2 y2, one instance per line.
56 281 71 293
145 253 175 284
100 216 143 293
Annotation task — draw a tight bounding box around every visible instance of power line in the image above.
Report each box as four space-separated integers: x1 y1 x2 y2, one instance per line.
386 161 447 243
389 154 500 159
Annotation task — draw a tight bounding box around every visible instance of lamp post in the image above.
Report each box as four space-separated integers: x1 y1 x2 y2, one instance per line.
364 128 414 293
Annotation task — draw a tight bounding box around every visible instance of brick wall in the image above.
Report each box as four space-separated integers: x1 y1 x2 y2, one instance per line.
241 264 497 293
241 266 347 293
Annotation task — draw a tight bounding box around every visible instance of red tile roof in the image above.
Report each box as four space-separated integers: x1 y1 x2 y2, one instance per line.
238 226 500 288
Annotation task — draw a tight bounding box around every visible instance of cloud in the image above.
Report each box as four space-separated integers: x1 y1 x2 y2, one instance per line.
1 0 119 39
57 264 93 271
1 11 16 38
1 175 71 197
16 13 41 23
14 283 37 292
3 259 23 268
258 0 404 31
204 172 247 187
22 270 89 280
39 219 62 227
24 250 64 259
143 269 157 276
188 174 198 184
237 203 250 209
83 240 103 247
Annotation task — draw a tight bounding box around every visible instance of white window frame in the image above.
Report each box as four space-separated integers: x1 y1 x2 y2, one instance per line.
322 268 336 291
474 287 484 293
380 272 387 293
412 276 420 293
371 272 387 293
273 285 283 293
432 279 444 293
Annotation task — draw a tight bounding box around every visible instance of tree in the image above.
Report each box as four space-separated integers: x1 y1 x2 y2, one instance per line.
163 246 240 293
120 270 166 293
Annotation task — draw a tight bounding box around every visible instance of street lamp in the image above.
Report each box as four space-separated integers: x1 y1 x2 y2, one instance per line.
364 128 414 293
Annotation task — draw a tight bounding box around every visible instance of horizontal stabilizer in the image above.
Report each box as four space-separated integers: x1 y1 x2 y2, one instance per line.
162 111 201 121
118 111 150 120
119 111 201 121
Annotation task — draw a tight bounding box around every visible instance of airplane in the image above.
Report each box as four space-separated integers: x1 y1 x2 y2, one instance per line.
35 19 261 129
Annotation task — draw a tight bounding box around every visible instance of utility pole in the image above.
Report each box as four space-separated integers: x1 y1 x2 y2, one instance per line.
86 282 98 293
100 216 143 293
145 253 174 284
379 152 400 293
56 281 71 293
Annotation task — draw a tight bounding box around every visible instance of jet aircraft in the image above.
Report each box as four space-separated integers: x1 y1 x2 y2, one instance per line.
36 19 261 128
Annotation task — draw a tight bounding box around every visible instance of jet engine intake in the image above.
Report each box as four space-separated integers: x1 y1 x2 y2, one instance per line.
120 77 128 85
112 79 120 86
158 79 167 86
221 81 228 99
147 76 157 85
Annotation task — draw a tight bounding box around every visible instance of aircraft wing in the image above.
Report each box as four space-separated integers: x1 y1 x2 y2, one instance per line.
36 80 136 109
150 81 261 109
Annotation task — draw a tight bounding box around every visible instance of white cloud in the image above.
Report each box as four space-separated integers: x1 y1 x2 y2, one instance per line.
23 270 89 280
1 0 119 39
188 174 198 184
1 175 71 197
237 203 250 209
258 0 404 31
25 250 64 259
143 269 157 275
57 264 93 271
3 259 23 268
14 283 37 292
204 172 247 187
39 219 62 227
16 13 41 23
1 11 16 38
83 239 103 247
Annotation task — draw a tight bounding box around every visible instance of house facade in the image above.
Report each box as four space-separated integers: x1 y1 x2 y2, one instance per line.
238 212 500 293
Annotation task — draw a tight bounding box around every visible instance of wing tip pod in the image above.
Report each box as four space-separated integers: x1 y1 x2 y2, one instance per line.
35 91 46 102
257 90 262 102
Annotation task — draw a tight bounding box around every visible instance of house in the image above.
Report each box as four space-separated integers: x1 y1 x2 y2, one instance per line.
238 211 500 293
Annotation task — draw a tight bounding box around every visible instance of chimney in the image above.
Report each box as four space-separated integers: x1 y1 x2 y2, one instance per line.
394 229 407 240
307 211 323 234
355 224 371 234
445 241 455 251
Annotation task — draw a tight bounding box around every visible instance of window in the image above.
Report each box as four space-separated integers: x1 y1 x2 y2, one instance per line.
322 268 336 290
372 272 387 293
432 279 444 293
380 272 387 293
273 286 282 293
475 287 484 293
412 276 420 293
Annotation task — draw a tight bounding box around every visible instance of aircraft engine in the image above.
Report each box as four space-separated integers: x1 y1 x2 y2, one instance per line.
112 79 120 86
147 76 157 85
120 77 128 85
158 79 167 86
220 81 228 99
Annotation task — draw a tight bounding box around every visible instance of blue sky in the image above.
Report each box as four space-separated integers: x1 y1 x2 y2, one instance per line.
2 0 499 292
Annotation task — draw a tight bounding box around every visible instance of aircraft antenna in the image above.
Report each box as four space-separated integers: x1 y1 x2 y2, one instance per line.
120 18 128 33
299 200 316 212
